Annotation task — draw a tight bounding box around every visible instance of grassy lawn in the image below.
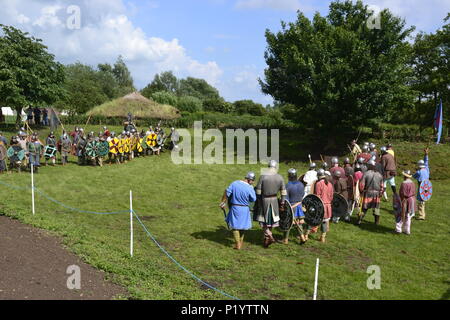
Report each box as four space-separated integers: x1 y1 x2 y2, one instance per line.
0 124 449 300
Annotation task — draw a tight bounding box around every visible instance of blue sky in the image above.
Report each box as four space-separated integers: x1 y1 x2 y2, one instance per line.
0 0 448 105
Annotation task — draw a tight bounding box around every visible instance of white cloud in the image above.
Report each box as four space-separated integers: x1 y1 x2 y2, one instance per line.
0 0 223 88
235 0 302 11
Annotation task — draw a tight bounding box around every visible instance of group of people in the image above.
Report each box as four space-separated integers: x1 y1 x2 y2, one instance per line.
220 141 431 250
26 107 49 126
0 121 181 173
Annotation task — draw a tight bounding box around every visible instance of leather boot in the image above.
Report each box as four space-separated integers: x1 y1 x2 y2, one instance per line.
374 215 380 225
320 233 327 243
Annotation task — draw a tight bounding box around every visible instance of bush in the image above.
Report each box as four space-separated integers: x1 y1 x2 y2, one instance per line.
150 91 178 106
176 96 203 113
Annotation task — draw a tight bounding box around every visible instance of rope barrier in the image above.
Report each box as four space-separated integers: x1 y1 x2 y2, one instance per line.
133 210 239 300
0 179 239 300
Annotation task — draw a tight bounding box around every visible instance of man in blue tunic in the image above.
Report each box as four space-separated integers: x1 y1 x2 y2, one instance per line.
413 147 430 220
282 168 306 244
220 172 257 250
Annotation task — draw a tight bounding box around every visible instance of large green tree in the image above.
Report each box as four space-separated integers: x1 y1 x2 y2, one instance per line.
55 63 108 115
141 71 179 98
410 14 449 126
0 25 65 125
178 77 221 101
260 0 416 145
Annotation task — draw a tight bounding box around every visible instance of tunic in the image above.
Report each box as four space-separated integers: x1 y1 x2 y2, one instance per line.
286 181 305 218
360 170 384 209
314 179 334 220
303 170 318 195
333 177 348 200
255 168 287 226
381 153 396 179
413 155 430 202
400 179 416 215
225 180 256 230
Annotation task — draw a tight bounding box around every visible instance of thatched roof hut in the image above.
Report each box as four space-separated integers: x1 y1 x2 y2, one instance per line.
87 92 181 120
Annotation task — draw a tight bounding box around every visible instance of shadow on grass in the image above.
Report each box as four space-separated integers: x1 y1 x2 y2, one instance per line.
191 225 266 247
440 281 450 300
356 219 396 235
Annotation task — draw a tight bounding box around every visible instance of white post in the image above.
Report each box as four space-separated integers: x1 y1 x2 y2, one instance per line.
130 190 133 257
31 163 35 215
313 258 320 300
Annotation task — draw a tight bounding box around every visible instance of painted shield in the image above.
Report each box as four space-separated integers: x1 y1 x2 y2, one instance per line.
85 140 100 158
0 144 7 161
98 141 110 157
44 145 58 158
419 180 433 202
109 137 120 154
7 146 25 162
302 194 325 227
146 134 157 147
140 137 148 150
332 193 349 219
278 200 294 232
136 138 144 153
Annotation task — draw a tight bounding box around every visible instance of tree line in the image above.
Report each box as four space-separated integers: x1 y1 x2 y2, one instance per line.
0 0 448 144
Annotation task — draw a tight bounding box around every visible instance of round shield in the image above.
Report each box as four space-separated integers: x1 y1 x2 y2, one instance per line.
278 200 294 232
7 146 25 162
0 144 7 161
109 138 120 154
98 141 110 157
302 194 325 227
44 145 57 158
140 137 148 150
146 134 157 147
85 140 100 158
419 180 433 202
332 193 349 219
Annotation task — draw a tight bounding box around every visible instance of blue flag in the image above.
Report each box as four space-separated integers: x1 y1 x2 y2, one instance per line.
434 99 443 144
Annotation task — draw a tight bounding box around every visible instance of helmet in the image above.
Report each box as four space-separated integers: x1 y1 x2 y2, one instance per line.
63 133 68 139
369 143 376 150
334 170 342 178
322 162 328 169
417 160 425 168
325 171 331 177
171 127 175 131
317 169 326 178
368 159 376 167
364 142 369 146
288 168 297 178
355 163 361 171
331 157 338 165
268 159 278 168
363 145 369 152
380 146 387 153
309 162 316 169
122 131 126 135
357 157 365 164
245 172 256 181
344 157 350 165
111 132 116 137
103 126 107 130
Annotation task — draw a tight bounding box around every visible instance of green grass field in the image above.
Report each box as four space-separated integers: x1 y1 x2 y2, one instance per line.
0 124 449 300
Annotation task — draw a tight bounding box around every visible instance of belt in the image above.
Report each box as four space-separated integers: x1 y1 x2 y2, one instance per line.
231 204 248 207
263 194 277 198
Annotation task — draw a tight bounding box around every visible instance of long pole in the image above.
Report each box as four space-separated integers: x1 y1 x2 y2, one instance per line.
31 163 35 215
313 258 320 300
130 190 133 257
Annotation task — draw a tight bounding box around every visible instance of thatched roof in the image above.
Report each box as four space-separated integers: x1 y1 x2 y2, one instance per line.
87 92 181 120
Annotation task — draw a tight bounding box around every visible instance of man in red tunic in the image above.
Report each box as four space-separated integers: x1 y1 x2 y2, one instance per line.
396 170 416 235
307 169 334 243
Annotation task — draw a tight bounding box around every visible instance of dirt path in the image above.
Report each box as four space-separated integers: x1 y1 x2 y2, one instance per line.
0 215 128 300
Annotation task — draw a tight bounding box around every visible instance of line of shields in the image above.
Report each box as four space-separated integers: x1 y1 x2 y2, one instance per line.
107 133 164 157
